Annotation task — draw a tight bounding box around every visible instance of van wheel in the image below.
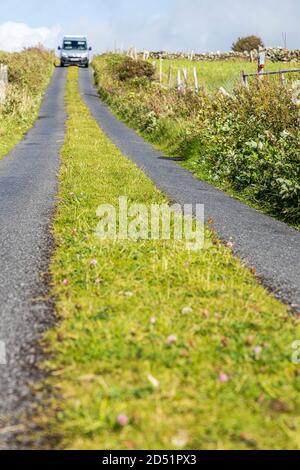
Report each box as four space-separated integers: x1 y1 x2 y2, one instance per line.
85 64 89 68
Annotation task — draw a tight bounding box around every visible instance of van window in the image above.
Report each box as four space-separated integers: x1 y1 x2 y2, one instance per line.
63 40 87 51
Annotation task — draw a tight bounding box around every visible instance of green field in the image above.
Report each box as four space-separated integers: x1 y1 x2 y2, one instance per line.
153 58 300 91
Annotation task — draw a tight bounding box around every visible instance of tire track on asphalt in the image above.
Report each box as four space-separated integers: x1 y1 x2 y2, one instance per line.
0 68 66 447
79 67 300 312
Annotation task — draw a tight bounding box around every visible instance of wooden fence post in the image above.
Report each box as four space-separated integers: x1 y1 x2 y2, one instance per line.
152 61 157 78
241 71 248 87
193 66 199 93
177 68 182 91
143 50 150 61
159 57 163 86
128 46 135 60
168 65 173 89
258 51 266 80
0 64 8 104
182 67 188 87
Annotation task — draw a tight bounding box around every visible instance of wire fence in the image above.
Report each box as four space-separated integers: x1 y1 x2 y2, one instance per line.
241 68 300 86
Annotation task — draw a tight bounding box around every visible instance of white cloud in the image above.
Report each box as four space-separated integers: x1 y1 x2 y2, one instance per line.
0 1 299 54
78 0 300 53
0 21 62 52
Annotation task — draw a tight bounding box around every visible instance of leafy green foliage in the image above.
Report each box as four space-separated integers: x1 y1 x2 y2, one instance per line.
116 56 155 82
5 47 54 94
179 81 300 223
232 35 264 52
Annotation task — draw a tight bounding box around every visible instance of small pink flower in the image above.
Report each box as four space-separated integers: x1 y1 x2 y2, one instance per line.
253 346 263 357
166 335 177 346
117 414 129 427
63 279 69 286
219 373 230 384
90 259 98 267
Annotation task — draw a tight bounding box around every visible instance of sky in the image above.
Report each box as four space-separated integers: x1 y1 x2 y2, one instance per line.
0 0 299 53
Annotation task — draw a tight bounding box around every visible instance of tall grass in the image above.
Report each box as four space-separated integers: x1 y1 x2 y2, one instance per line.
0 47 54 160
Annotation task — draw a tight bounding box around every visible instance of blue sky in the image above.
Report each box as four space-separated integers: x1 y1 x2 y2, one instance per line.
0 0 299 52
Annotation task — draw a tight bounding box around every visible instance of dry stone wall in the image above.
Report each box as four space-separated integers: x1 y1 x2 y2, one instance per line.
147 48 300 63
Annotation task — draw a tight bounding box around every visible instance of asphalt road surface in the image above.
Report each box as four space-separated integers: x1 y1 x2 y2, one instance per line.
0 68 66 447
79 67 300 312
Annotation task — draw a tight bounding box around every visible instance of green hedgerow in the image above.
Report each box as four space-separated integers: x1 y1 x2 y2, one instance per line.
0 47 54 160
92 54 300 226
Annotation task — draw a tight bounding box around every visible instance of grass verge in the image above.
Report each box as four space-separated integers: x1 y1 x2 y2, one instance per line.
0 48 54 161
0 114 40 161
34 67 300 450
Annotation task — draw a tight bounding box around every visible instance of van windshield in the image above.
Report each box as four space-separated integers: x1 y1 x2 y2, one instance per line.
63 40 87 51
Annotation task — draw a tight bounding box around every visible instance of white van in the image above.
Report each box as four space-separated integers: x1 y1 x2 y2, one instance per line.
58 36 92 68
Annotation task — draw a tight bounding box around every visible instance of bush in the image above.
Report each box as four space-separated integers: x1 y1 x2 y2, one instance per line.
116 57 155 82
232 35 264 52
5 47 54 95
178 81 300 222
0 47 54 116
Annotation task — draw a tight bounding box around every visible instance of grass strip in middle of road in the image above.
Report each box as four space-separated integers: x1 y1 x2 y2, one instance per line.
38 67 300 450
